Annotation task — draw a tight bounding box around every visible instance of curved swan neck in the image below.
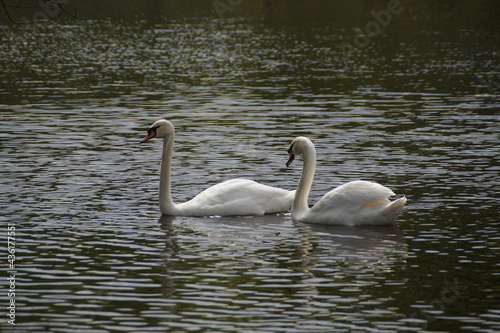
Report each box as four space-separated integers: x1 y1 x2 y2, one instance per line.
159 134 176 214
293 145 316 213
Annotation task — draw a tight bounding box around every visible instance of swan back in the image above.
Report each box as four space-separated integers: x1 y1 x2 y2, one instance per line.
174 179 295 216
308 180 405 225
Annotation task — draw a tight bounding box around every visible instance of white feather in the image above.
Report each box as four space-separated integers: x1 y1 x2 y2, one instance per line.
142 119 294 216
288 137 406 225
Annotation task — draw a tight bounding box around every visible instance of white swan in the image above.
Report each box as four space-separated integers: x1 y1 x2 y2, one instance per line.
141 119 294 216
286 137 406 225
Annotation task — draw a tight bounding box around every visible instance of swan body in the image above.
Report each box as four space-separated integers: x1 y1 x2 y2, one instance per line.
141 119 294 216
286 136 406 225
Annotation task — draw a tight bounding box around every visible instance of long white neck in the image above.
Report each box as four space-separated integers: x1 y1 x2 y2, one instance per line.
159 134 176 215
292 145 316 217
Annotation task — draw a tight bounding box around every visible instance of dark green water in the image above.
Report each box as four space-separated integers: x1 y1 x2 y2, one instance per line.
1 1 499 332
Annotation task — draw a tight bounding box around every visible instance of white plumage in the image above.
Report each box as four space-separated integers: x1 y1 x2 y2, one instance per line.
286 137 406 225
171 178 294 216
141 119 294 216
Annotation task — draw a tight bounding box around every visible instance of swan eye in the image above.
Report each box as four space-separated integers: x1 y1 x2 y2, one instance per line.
148 125 160 135
287 143 294 154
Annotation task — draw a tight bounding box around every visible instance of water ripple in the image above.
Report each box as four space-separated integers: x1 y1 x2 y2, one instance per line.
1 11 499 332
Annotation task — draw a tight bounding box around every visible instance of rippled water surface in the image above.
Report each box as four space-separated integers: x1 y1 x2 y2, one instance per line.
1 2 499 332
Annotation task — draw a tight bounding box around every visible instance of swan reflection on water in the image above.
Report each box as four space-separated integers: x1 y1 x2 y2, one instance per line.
294 221 408 276
156 214 407 306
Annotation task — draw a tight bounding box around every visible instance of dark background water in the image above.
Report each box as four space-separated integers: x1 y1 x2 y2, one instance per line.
1 1 499 332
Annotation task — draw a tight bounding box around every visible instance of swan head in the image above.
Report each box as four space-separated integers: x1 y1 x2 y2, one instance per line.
286 136 315 167
141 119 174 143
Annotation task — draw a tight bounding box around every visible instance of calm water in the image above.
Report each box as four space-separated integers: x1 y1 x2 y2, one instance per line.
1 1 499 332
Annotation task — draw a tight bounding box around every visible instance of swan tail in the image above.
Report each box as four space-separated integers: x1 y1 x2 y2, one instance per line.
383 196 406 223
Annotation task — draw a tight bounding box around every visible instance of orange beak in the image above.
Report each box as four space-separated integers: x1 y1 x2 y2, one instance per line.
141 131 156 143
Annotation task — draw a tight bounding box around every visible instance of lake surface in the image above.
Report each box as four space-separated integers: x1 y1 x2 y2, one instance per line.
1 1 499 332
